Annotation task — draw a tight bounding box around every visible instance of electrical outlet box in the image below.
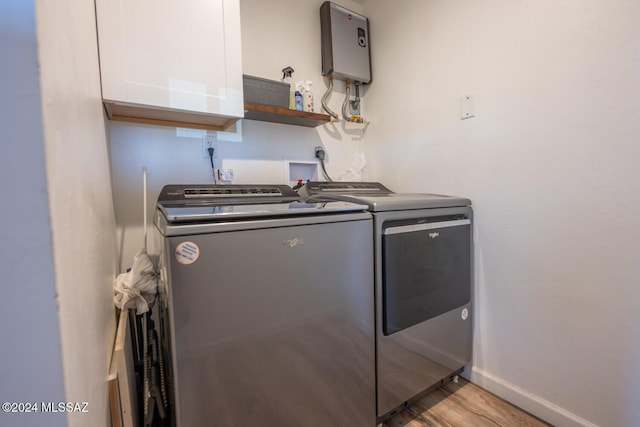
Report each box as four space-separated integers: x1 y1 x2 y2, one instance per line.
321 1 371 83
202 136 217 158
314 146 326 161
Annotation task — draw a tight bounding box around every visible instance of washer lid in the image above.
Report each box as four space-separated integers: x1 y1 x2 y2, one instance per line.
156 184 369 222
159 200 369 223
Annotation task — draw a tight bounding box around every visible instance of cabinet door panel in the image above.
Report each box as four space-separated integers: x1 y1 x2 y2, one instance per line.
96 0 243 118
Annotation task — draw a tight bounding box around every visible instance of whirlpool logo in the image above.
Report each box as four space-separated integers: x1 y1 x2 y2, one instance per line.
429 232 440 239
283 238 304 248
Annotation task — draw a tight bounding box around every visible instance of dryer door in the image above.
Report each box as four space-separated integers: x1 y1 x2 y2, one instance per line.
382 217 471 336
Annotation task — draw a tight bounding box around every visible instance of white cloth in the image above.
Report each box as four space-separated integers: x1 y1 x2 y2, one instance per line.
114 248 157 314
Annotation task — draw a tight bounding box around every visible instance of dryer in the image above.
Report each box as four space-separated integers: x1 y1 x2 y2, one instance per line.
299 182 473 422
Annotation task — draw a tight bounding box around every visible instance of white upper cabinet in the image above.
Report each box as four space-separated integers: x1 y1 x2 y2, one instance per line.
95 0 244 130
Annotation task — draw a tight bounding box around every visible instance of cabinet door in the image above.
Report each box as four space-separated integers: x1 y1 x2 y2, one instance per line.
95 0 243 121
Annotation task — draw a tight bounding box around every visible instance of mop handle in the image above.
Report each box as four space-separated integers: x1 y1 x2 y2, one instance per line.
143 166 148 250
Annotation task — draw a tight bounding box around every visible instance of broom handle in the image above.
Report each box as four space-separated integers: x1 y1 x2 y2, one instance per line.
143 166 148 250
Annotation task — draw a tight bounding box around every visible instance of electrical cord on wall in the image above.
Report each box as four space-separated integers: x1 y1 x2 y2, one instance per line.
315 147 333 182
208 147 217 184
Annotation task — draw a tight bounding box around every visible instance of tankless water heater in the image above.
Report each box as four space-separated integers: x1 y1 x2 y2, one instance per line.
320 2 371 84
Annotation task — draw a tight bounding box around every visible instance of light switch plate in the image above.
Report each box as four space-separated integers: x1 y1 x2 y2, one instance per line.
460 95 475 120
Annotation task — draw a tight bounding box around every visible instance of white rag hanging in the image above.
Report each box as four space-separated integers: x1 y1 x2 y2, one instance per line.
114 248 157 314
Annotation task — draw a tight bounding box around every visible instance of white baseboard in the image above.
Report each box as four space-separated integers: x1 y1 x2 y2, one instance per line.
469 367 599 427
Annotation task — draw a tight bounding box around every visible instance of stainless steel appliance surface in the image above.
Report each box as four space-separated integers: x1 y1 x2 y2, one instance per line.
299 182 473 421
154 184 376 427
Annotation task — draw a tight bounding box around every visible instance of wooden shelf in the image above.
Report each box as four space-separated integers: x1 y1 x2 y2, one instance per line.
244 101 331 127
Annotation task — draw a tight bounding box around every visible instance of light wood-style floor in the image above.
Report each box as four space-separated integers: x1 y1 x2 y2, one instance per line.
384 379 552 427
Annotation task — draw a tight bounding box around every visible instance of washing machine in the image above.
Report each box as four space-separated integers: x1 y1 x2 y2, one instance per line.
299 182 473 422
154 184 376 426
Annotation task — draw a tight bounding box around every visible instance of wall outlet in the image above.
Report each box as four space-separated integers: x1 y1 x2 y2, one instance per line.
202 136 217 158
314 146 326 161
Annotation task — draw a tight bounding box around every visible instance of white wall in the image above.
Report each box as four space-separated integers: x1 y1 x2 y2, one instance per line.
109 0 370 270
35 0 118 425
363 1 640 426
0 2 66 426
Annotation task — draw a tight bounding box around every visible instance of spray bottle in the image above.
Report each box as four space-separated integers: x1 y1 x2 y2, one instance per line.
302 80 314 113
281 66 295 109
294 82 304 111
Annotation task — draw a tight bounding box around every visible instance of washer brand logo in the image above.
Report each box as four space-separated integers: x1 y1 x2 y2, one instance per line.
283 238 304 248
429 232 440 239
